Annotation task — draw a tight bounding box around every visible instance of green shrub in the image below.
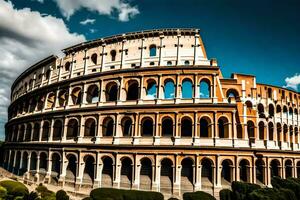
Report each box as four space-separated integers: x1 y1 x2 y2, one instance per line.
24 191 39 200
0 180 29 198
90 188 163 200
0 185 7 199
272 177 300 200
183 191 216 200
35 184 55 200
220 189 233 200
231 181 260 200
56 190 70 200
279 188 297 200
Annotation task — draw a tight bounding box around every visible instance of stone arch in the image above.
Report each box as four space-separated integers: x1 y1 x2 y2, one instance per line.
161 117 173 137
218 116 229 138
14 151 21 174
239 159 250 182
105 81 118 101
160 158 173 194
18 124 25 142
268 122 274 141
226 89 240 102
276 105 282 114
53 119 63 140
283 124 288 142
42 121 50 141
84 118 96 137
20 151 28 176
32 122 40 141
140 157 152 190
102 117 114 137
270 159 281 178
121 117 133 137
101 156 114 187
181 116 193 137
247 120 255 139
200 116 212 138
164 79 175 99
126 80 139 100
46 92 56 109
255 158 265 185
181 157 194 193
199 78 211 98
145 79 157 99
83 155 95 186
66 154 77 184
91 53 98 65
257 103 265 118
67 118 79 139
141 117 154 137
86 84 99 103
182 78 193 99
30 151 38 171
258 121 265 140
36 95 45 111
245 100 253 109
201 158 214 189
221 159 234 186
71 87 82 105
58 90 67 107
285 159 293 178
269 104 275 117
120 157 133 189
51 152 61 184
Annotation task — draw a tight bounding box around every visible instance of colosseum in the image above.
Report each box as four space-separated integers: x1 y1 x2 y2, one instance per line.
2 28 300 199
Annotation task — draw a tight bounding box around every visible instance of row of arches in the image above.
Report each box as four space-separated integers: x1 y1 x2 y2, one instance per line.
8 115 231 142
257 103 298 119
5 151 300 194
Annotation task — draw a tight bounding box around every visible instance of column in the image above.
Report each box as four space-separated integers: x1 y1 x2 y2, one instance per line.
153 154 160 191
133 154 140 189
69 53 75 78
77 116 84 143
39 120 44 142
252 157 256 184
216 155 222 188
35 155 40 182
100 43 106 72
48 66 53 85
173 155 181 195
193 112 200 145
62 118 68 141
45 154 52 183
48 119 54 142
113 114 121 144
194 155 201 190
154 112 160 145
82 83 88 104
59 152 68 186
58 59 62 81
133 113 140 145
76 156 85 188
175 33 181 65
120 39 126 69
138 76 144 102
174 112 180 145
212 73 217 103
95 114 101 143
94 153 102 188
113 156 121 188
83 48 88 75
213 111 218 145
175 74 180 104
139 38 145 67
157 75 162 102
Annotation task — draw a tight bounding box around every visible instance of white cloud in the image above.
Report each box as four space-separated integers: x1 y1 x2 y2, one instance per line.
89 28 97 33
284 73 300 91
0 0 86 139
80 18 96 25
53 0 139 21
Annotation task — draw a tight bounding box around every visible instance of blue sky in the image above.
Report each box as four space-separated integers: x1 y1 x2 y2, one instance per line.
0 0 299 140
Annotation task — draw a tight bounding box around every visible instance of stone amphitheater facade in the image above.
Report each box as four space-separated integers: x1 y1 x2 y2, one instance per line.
3 28 300 198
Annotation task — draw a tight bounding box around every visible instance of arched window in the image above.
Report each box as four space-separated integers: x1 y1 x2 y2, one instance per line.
218 117 229 138
199 79 210 98
269 104 275 117
162 117 173 137
46 93 55 108
110 50 116 61
182 79 193 99
140 158 152 190
164 80 175 99
84 118 96 137
121 117 132 137
181 117 192 137
257 103 265 118
239 159 250 182
141 118 153 136
53 120 63 140
71 87 82 105
146 80 157 99
102 117 114 137
91 53 98 65
184 60 190 65
67 119 78 138
245 101 253 109
226 89 240 103
247 121 255 139
276 105 281 113
268 88 272 99
45 70 50 80
106 82 118 101
65 62 70 71
126 81 139 100
269 122 274 141
200 117 211 138
58 90 67 107
86 85 99 103
149 45 156 57
167 61 172 66
258 121 265 140
42 121 50 141
32 123 40 141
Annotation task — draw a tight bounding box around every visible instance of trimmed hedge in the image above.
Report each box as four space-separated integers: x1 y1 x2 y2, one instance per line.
56 190 70 200
89 188 163 200
0 180 29 198
183 191 216 200
271 177 300 200
36 184 56 200
231 181 261 200
220 189 233 200
0 185 7 199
